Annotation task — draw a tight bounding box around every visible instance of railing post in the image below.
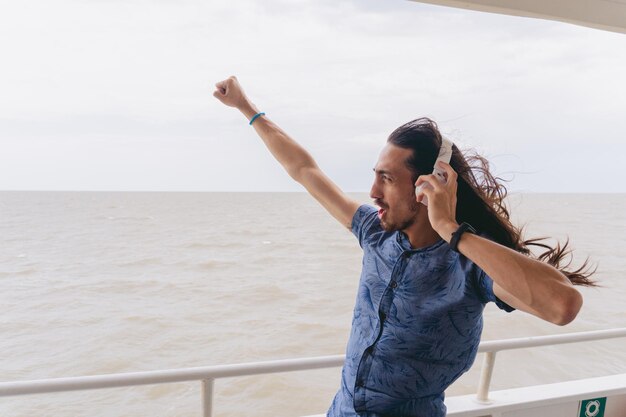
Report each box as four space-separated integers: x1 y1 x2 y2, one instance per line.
202 378 214 417
476 351 497 404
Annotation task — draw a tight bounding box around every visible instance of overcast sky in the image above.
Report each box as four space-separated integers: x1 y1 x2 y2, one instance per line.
1 0 625 192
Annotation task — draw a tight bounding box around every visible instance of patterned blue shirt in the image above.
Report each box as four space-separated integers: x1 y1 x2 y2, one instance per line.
327 204 514 417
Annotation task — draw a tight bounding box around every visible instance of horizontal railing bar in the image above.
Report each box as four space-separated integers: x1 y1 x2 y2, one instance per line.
0 355 345 397
1 328 624 397
478 328 626 353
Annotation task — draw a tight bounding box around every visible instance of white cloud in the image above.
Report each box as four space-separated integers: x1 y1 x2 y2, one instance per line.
1 0 625 191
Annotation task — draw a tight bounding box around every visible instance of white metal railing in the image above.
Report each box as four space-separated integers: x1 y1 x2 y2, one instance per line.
475 327 626 403
1 328 625 415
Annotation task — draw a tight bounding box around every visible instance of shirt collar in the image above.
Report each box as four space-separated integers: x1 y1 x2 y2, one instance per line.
396 230 446 253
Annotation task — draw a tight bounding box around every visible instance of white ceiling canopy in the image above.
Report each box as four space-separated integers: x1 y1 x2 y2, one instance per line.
409 0 626 34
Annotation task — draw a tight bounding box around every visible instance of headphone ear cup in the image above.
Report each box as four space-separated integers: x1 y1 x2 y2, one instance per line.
434 170 447 184
416 183 431 206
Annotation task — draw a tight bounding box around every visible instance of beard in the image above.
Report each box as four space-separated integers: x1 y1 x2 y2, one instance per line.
380 196 421 232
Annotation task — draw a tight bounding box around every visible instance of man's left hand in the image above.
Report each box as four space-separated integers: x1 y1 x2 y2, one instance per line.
414 161 459 241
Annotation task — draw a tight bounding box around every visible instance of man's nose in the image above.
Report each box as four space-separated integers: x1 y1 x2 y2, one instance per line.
369 180 381 200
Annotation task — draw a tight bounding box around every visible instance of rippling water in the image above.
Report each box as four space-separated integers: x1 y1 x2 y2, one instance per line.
1 191 624 416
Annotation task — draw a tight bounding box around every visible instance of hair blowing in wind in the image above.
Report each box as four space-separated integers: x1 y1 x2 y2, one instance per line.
388 117 598 287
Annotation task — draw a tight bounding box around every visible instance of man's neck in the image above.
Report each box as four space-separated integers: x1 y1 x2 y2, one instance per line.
403 209 442 250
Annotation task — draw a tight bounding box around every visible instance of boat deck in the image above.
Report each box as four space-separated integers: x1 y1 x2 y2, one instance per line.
304 373 626 417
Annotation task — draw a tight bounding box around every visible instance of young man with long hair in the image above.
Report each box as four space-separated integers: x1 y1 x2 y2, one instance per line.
213 76 596 417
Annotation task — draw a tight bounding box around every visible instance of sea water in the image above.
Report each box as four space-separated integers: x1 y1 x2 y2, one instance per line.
1 191 625 417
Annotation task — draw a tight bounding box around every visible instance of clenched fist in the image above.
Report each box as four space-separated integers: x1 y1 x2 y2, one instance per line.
213 75 249 109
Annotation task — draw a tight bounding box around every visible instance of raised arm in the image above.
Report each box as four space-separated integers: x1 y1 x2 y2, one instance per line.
213 76 360 229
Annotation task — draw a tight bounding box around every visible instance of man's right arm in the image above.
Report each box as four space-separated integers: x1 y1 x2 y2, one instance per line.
213 76 361 230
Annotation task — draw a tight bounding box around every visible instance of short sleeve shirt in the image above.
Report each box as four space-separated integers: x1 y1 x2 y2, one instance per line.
327 204 513 417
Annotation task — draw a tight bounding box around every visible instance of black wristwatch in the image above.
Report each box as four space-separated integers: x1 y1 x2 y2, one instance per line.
450 222 476 253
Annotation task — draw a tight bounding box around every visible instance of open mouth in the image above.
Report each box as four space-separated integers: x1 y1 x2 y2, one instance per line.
378 208 386 218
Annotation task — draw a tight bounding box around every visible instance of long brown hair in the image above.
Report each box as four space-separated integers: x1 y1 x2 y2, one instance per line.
388 117 597 287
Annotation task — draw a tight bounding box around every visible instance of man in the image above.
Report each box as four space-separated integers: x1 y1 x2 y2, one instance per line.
213 75 584 417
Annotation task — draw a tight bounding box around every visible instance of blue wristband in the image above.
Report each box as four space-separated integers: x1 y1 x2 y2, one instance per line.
249 112 265 125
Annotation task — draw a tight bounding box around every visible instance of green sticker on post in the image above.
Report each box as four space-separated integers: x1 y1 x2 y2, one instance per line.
578 397 606 417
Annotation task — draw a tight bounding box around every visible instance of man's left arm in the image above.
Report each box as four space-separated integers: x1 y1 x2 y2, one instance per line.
439 223 583 326
415 161 583 326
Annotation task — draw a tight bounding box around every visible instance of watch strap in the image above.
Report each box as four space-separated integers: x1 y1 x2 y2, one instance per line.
450 222 476 253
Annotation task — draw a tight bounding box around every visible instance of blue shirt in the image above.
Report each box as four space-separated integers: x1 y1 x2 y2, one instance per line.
327 204 514 417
